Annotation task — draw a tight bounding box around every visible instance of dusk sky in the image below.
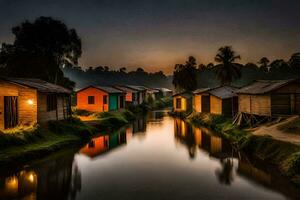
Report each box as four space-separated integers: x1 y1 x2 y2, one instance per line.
0 0 300 74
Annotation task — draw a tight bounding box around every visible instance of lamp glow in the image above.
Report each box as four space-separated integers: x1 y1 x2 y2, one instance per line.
27 99 34 105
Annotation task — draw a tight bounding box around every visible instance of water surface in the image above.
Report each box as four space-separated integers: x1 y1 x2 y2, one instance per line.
0 111 299 200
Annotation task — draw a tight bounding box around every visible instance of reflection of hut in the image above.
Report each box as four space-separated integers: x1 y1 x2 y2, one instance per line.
79 135 109 158
210 136 222 155
0 171 37 199
173 92 193 113
132 117 146 133
237 79 300 116
237 159 271 185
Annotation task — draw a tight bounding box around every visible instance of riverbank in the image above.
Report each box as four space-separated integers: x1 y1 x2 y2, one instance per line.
0 109 138 166
0 118 96 166
187 112 300 186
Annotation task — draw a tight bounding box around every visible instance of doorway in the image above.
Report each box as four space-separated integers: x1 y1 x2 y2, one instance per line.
4 96 18 129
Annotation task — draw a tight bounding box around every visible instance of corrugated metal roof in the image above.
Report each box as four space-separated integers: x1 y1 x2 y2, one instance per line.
236 79 297 94
155 87 172 92
113 85 137 93
124 85 147 91
2 77 71 94
193 88 211 94
208 86 238 99
95 86 124 94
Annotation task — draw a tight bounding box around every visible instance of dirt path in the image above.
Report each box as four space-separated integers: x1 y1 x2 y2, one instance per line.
250 115 300 146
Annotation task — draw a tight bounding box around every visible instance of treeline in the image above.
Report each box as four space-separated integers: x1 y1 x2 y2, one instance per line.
173 46 300 91
63 65 173 89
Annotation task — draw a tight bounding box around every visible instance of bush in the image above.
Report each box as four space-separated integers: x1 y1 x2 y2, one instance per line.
73 108 94 116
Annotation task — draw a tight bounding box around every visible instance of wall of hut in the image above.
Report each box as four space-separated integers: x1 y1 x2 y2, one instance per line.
0 81 37 130
238 94 271 116
194 95 202 113
210 96 222 115
37 93 68 124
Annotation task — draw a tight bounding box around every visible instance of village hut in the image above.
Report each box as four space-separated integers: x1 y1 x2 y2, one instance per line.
76 86 125 112
193 86 238 117
123 85 147 104
113 85 139 106
236 79 300 117
193 88 211 113
0 77 71 130
173 92 193 113
155 88 173 98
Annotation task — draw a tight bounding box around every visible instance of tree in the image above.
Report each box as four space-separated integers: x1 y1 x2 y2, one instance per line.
214 46 242 85
289 53 300 68
0 16 81 89
172 56 198 91
258 57 270 72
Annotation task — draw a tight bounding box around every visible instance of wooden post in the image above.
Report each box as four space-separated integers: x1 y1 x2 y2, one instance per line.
291 94 295 114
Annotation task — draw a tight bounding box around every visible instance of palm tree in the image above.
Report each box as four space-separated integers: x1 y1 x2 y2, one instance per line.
214 46 241 85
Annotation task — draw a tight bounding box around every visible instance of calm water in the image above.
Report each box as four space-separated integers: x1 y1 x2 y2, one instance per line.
0 111 300 200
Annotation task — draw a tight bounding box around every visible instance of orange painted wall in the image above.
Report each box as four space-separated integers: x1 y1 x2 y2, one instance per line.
125 92 133 102
77 87 109 112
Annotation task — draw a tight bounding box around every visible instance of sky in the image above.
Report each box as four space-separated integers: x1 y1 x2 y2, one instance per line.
0 0 300 74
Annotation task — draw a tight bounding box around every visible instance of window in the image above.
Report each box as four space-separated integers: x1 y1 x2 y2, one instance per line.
103 95 108 104
88 96 95 104
47 94 57 111
176 98 181 109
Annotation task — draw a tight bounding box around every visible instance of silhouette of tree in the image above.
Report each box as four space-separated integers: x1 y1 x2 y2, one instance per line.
289 53 300 68
214 46 242 85
0 16 81 89
258 57 270 73
172 56 198 91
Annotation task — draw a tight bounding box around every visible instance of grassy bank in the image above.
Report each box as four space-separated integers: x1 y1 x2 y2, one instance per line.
74 109 136 130
188 112 300 186
0 118 96 166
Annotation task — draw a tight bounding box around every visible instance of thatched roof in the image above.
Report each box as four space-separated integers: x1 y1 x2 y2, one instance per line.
236 79 298 94
2 77 71 94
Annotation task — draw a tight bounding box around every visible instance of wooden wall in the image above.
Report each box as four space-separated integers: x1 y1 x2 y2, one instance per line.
239 94 271 116
194 94 202 112
76 87 109 112
0 81 37 130
173 96 187 112
37 93 67 124
210 96 222 115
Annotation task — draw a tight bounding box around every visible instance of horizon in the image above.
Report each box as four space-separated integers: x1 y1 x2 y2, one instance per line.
1 0 299 74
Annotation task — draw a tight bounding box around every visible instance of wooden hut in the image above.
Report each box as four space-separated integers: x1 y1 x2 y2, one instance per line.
76 86 125 112
113 85 139 106
173 92 193 113
236 79 300 116
193 86 238 117
155 88 173 98
193 88 211 113
0 78 71 130
123 85 147 104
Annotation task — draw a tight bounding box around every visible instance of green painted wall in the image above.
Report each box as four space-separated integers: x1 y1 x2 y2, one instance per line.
109 94 118 111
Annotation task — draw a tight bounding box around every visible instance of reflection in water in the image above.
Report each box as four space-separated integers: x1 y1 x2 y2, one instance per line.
0 113 300 200
0 149 80 200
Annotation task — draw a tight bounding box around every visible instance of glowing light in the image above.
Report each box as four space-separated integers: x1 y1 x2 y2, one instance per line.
28 173 35 183
27 99 34 105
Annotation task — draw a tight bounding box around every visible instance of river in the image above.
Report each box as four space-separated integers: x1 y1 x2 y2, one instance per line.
0 111 299 200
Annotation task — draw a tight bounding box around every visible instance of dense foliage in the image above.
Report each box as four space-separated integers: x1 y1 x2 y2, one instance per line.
0 16 81 89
